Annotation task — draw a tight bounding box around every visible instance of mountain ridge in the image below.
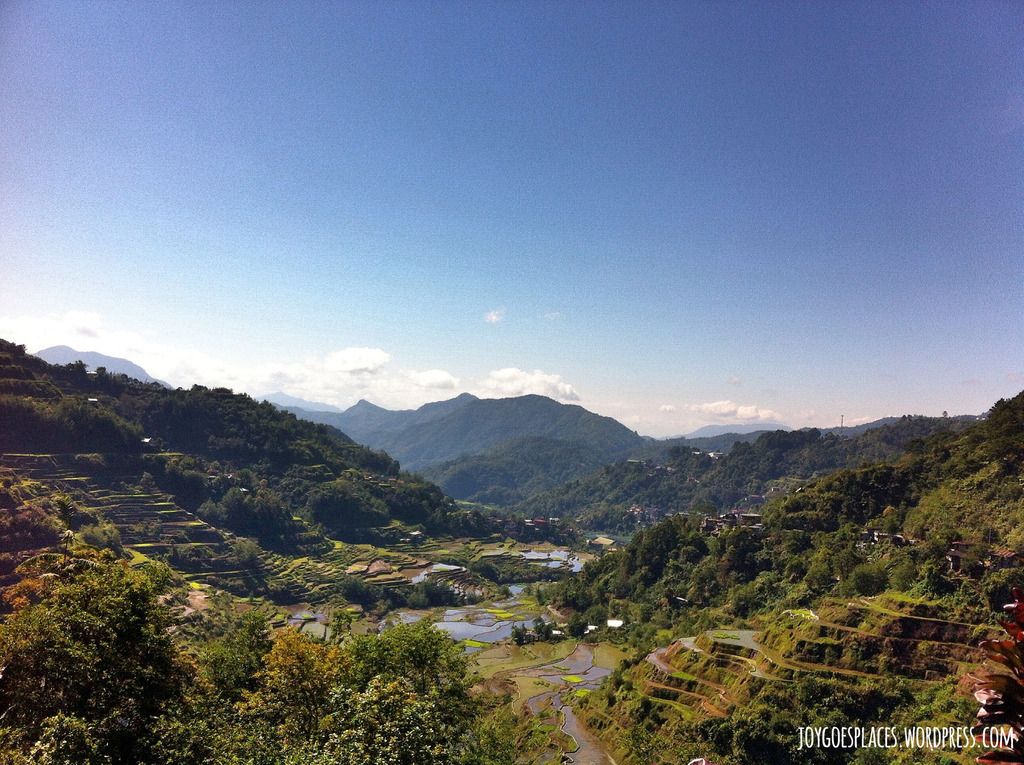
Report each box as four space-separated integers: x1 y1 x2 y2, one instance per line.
34 345 168 387
285 393 643 472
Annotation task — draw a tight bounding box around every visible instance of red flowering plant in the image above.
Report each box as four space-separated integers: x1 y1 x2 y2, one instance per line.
973 587 1024 763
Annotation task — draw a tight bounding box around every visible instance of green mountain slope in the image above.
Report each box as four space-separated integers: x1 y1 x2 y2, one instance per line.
517 415 979 529
553 392 1023 765
290 393 645 472
0 338 476 557
421 436 611 505
296 392 480 445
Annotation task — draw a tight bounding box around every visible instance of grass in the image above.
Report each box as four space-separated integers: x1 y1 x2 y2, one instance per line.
484 608 517 619
670 671 698 682
561 675 584 683
463 639 487 648
473 640 576 679
592 643 628 670
786 608 818 620
511 676 553 712
125 548 152 566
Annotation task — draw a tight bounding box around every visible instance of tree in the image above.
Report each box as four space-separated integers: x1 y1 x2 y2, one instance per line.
0 562 185 763
27 713 110 765
200 611 272 701
296 678 457 765
244 629 346 745
567 613 589 639
341 622 471 719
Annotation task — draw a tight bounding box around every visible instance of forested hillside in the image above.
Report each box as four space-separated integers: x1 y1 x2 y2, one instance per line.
0 557 508 764
289 393 644 472
549 392 1024 764
0 338 537 764
0 338 485 555
422 436 611 505
517 415 978 529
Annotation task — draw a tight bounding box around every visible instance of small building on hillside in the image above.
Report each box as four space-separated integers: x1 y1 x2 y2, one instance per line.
989 547 1024 571
946 541 986 575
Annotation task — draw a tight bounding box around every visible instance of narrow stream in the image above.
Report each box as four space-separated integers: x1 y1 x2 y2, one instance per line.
522 644 616 764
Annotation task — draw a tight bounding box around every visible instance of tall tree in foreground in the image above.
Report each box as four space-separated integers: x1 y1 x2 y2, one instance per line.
0 561 186 763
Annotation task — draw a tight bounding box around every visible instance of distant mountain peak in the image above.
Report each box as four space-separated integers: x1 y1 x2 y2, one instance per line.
285 391 641 473
347 398 389 412
262 392 344 412
683 422 791 438
34 345 167 387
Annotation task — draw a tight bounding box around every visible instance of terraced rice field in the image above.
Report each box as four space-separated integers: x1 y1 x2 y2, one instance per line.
0 453 488 603
0 453 593 617
637 594 996 722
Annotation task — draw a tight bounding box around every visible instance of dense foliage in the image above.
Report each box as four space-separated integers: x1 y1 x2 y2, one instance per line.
518 415 977 529
0 559 500 765
0 339 482 547
557 394 1024 625
544 394 1024 764
423 436 610 505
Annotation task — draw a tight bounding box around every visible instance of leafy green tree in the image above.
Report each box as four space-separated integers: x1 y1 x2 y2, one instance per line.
0 562 185 763
200 611 272 701
567 612 588 638
295 678 457 765
341 622 471 721
457 708 518 765
27 714 110 765
244 629 346 744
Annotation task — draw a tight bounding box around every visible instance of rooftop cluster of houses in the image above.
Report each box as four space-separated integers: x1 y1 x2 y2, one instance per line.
625 459 678 477
523 517 560 528
858 529 913 547
627 503 668 524
946 541 1024 575
515 616 626 644
700 511 764 535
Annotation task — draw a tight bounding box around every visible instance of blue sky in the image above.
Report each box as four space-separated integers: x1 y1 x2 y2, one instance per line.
1 1 1022 436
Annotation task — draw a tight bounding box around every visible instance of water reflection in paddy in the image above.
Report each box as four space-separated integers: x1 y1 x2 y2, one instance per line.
520 549 584 572
434 619 537 643
387 598 546 646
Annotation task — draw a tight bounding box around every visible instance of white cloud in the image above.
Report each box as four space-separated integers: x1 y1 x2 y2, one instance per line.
0 310 469 411
0 311 587 412
476 367 579 401
407 369 459 389
658 404 676 413
324 347 390 374
691 400 781 422
0 311 127 354
484 307 506 324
